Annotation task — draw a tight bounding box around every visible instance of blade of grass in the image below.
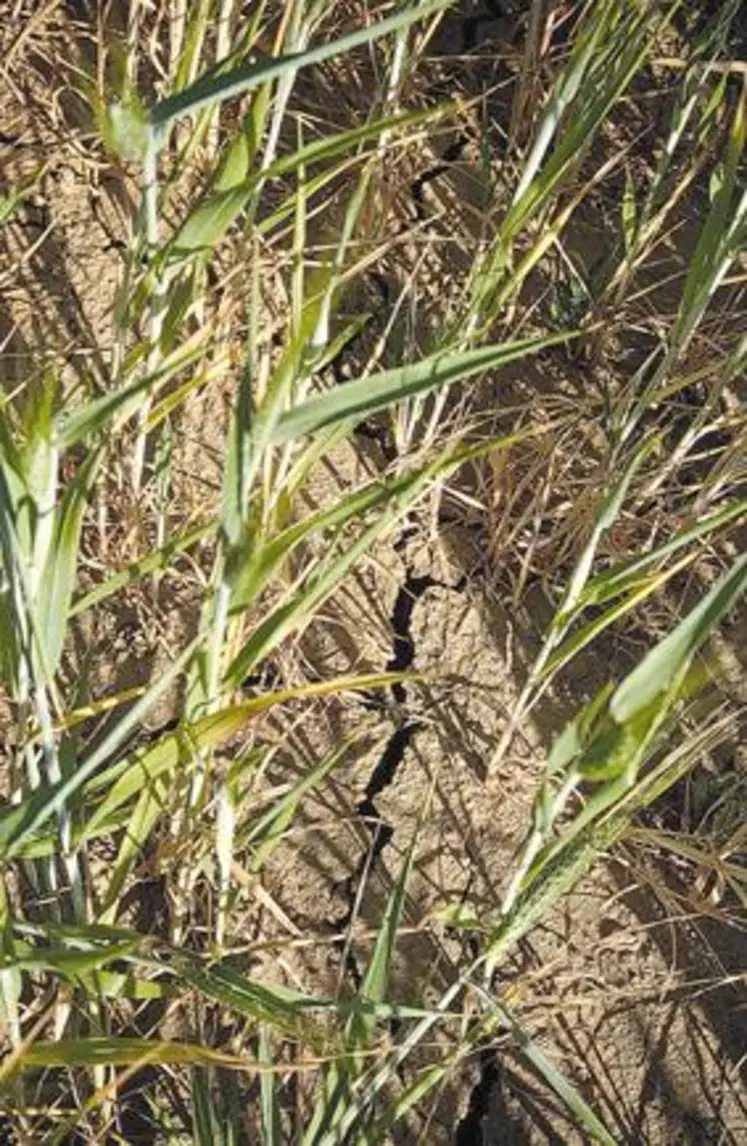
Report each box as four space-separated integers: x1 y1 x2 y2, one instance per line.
150 2 450 133
470 983 616 1145
272 331 576 443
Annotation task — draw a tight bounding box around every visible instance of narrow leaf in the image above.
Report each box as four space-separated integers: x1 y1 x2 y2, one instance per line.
273 332 574 443
151 2 449 131
611 553 747 722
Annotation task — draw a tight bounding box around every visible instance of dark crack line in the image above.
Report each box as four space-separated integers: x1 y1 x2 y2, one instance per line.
454 1049 499 1146
335 570 465 944
386 572 439 701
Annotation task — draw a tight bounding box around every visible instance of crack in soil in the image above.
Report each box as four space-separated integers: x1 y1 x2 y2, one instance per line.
334 566 465 938
454 1049 500 1146
332 572 433 936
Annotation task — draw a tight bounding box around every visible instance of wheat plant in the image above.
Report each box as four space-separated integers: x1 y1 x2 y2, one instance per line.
1 1 746 1142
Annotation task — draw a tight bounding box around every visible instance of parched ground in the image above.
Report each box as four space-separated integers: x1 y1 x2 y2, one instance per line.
1 3 747 1144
